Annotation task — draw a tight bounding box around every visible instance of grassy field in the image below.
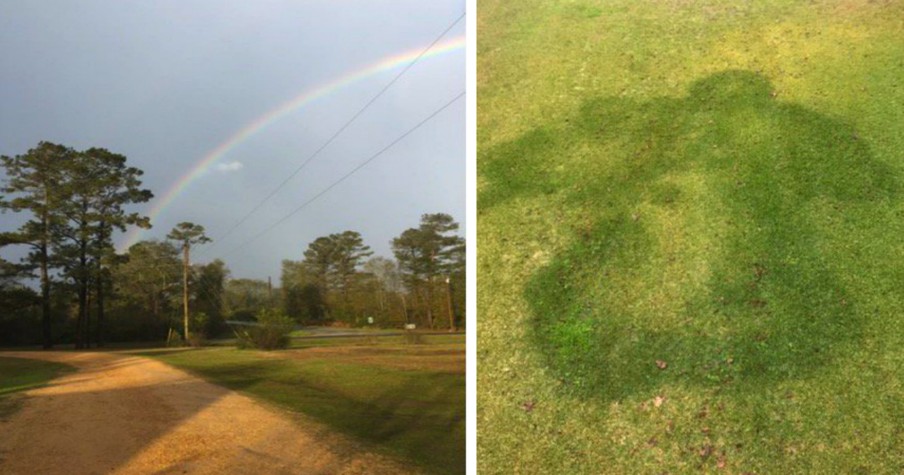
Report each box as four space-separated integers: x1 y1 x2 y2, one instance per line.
143 336 464 475
287 334 465 349
0 357 73 419
478 1 904 473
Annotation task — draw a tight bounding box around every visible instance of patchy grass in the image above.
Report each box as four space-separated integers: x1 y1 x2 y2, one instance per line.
478 0 904 473
0 356 73 419
143 340 464 475
272 344 464 373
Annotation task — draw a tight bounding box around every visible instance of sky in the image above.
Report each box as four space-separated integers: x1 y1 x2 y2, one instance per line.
0 0 466 282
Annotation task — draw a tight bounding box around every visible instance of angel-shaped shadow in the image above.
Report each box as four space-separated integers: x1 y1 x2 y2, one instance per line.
481 70 900 401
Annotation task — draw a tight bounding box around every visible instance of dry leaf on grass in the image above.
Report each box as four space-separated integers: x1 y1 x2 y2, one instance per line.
653 395 666 408
717 456 727 469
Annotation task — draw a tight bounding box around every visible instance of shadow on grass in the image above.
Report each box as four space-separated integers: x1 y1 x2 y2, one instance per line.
0 358 74 397
481 70 900 402
0 356 75 421
1 353 413 474
160 355 464 475
0 355 226 473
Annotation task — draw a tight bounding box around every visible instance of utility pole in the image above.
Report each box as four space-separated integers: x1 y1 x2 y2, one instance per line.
445 276 455 332
168 222 210 343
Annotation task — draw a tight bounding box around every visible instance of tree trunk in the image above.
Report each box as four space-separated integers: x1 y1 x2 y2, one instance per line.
85 289 92 348
182 244 190 341
76 234 90 349
40 243 52 349
425 277 435 329
151 293 159 319
342 275 349 305
76 277 87 349
400 292 410 324
74 205 91 348
415 285 429 328
40 189 53 349
96 263 105 347
445 277 455 332
95 224 106 347
319 273 330 319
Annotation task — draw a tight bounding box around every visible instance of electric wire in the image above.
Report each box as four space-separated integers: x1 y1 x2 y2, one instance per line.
216 90 465 260
198 12 465 256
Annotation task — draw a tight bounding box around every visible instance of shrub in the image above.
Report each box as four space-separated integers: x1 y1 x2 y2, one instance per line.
188 312 209 347
165 328 184 347
234 308 294 350
229 308 257 322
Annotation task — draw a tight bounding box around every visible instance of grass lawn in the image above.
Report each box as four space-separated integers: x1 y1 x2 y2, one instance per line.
478 1 904 473
207 333 464 349
287 334 465 349
0 356 73 419
143 339 464 475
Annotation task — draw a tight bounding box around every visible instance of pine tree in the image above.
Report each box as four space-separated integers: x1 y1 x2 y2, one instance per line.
0 142 75 348
391 213 464 329
167 222 211 341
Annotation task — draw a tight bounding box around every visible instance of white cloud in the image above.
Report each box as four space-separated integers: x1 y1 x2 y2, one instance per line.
215 161 244 173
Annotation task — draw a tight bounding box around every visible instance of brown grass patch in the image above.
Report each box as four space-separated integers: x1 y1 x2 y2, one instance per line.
269 344 465 374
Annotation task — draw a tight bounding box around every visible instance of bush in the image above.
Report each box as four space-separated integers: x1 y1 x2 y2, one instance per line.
234 308 294 350
229 308 257 322
188 312 209 347
165 328 184 347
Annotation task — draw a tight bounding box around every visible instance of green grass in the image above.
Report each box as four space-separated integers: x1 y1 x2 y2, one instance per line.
286 327 394 337
144 344 464 475
0 356 73 418
478 1 904 473
209 334 464 349
287 334 465 349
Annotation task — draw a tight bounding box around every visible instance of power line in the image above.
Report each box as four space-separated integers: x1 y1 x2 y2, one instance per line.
217 90 465 260
199 12 466 256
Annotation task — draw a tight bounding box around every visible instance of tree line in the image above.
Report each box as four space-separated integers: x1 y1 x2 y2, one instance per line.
0 141 466 348
1 142 152 348
281 213 465 329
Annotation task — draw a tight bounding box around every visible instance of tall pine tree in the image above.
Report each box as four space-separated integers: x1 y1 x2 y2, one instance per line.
392 213 464 329
0 142 75 348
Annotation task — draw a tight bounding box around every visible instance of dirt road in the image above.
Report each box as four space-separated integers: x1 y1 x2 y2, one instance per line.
0 351 417 475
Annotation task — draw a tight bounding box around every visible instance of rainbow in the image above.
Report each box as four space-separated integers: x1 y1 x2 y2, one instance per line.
121 35 465 250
